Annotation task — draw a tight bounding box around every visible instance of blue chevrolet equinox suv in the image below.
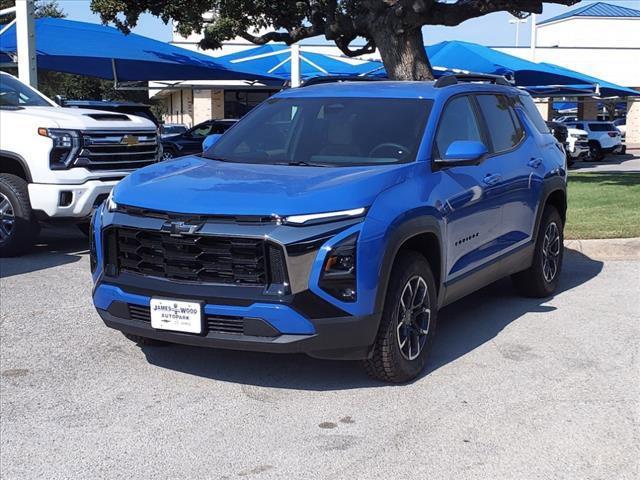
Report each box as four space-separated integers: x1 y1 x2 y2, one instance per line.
91 76 567 382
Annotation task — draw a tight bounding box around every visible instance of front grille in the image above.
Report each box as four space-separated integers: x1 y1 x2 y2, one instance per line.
126 304 244 334
76 130 158 170
115 228 267 285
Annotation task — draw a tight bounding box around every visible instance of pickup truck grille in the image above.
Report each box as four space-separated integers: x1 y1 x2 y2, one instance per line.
114 227 268 285
76 130 158 170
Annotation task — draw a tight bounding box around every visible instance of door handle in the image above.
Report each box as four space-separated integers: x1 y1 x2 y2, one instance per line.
528 157 543 168
482 173 502 186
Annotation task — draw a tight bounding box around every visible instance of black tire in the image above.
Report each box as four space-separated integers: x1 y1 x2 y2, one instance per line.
161 148 175 161
363 251 438 383
77 221 91 237
0 174 38 257
589 142 604 161
512 206 564 298
122 332 170 346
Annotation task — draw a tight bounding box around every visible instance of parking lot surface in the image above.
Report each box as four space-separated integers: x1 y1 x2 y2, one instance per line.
1 228 639 479
572 150 640 173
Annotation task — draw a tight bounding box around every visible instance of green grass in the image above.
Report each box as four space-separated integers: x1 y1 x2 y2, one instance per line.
566 173 640 239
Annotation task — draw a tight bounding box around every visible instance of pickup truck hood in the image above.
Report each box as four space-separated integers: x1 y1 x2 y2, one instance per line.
113 155 410 216
6 106 155 130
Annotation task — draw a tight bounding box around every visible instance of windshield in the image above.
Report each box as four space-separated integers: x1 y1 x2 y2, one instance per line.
0 74 52 107
204 97 432 166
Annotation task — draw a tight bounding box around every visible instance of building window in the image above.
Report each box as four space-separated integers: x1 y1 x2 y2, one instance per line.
224 90 274 119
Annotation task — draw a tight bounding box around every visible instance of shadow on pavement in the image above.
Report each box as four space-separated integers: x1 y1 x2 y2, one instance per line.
141 247 604 391
571 153 640 172
0 226 87 278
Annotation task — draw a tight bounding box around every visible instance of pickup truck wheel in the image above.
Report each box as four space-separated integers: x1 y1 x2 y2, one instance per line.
512 205 564 298
363 251 437 383
0 174 38 257
122 332 170 346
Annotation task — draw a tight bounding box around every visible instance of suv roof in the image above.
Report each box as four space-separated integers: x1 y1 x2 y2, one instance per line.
278 79 522 100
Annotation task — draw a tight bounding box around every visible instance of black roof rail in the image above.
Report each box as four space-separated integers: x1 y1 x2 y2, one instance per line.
434 73 512 88
299 75 384 88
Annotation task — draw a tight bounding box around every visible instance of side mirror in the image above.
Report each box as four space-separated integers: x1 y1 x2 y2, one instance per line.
202 134 222 151
439 140 488 165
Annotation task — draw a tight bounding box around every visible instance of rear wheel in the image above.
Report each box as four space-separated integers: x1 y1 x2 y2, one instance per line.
363 251 437 383
161 149 175 161
0 174 38 257
589 142 604 161
512 205 564 297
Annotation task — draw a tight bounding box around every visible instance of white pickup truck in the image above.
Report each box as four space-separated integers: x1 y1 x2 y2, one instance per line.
0 72 160 256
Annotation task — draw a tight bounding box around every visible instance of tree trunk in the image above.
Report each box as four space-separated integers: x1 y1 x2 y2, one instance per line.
371 22 433 81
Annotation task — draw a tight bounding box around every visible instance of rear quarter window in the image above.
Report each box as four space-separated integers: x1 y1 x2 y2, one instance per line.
588 123 616 132
517 95 550 134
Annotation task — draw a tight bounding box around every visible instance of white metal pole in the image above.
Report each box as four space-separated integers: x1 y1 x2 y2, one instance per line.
290 44 301 88
16 0 37 88
530 13 537 62
515 21 520 48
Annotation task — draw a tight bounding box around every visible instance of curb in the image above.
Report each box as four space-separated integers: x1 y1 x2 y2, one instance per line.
565 237 640 261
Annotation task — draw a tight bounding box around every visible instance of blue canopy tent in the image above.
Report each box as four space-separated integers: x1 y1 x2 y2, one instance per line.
425 41 639 97
366 41 638 98
0 18 280 84
219 44 383 80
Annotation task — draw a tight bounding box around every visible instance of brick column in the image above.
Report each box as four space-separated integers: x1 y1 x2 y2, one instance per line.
578 100 598 120
212 89 224 119
626 97 640 145
192 89 212 125
534 98 553 121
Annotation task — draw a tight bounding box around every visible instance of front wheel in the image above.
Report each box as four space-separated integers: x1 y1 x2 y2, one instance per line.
512 205 564 297
0 174 38 257
363 251 438 383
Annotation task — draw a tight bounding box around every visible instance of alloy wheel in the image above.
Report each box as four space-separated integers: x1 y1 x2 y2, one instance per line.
161 151 174 160
542 221 561 283
0 192 15 243
396 275 431 361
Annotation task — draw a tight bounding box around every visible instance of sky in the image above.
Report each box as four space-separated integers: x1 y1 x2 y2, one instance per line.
60 0 640 47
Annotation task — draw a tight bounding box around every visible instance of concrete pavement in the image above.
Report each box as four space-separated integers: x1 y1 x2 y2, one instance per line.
571 150 640 173
1 229 639 479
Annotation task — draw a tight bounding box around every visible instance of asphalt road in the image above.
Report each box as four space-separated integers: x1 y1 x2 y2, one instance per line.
1 228 639 479
571 150 640 173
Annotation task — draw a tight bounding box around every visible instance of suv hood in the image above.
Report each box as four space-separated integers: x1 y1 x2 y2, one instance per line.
113 155 410 216
7 106 155 130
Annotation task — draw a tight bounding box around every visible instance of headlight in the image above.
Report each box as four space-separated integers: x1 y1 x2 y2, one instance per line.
38 128 81 169
319 233 358 302
283 208 366 226
570 134 580 139
106 190 119 212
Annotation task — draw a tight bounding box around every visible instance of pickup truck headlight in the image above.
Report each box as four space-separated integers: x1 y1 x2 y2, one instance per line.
38 128 81 169
319 233 358 302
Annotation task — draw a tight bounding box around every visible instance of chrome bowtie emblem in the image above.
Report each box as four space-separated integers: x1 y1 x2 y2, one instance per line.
160 221 201 236
121 134 140 146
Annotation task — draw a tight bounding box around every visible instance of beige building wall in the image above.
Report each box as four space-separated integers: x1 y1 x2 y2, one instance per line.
627 99 640 144
534 99 553 121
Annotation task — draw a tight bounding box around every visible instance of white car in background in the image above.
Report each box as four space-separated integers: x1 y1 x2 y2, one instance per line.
612 118 626 139
565 127 589 165
563 120 624 161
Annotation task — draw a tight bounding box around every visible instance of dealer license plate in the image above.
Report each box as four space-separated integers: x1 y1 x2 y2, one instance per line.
150 298 202 334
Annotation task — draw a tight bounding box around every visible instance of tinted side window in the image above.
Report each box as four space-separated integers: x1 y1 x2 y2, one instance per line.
517 94 550 134
589 123 616 132
190 123 213 138
435 96 482 157
476 95 521 153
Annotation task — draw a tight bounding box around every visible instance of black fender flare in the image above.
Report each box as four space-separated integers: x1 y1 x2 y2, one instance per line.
0 150 32 182
533 176 567 245
373 214 444 314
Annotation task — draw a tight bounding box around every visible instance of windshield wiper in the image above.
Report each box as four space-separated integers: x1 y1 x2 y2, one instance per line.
275 161 331 167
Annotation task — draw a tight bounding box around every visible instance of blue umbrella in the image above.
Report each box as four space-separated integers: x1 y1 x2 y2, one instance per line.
220 44 383 80
0 18 280 83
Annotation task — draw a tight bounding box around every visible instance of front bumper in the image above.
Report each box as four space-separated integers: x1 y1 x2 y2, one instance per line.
29 180 119 219
568 142 589 158
94 283 380 360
